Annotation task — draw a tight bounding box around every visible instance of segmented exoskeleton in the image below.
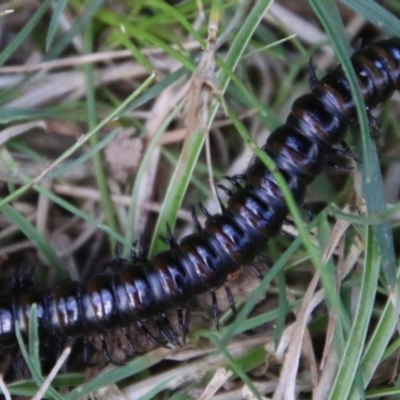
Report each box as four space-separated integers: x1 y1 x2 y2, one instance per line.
1 37 399 363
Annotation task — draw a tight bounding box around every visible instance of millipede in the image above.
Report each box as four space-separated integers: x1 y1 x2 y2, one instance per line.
2 4 400 398
1 36 399 359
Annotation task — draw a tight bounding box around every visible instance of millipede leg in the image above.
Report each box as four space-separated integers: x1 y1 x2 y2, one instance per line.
83 336 95 367
191 206 203 232
303 205 313 222
167 224 178 248
283 218 295 227
340 140 361 163
183 307 191 339
281 222 297 240
326 161 354 171
136 320 168 348
352 37 363 52
122 326 140 354
217 192 226 212
308 58 319 90
217 184 233 196
138 236 148 261
367 112 381 138
328 147 350 157
154 315 180 347
231 173 246 181
160 224 178 249
98 332 125 366
210 289 219 330
199 202 211 218
12 352 25 380
284 207 312 225
327 144 360 168
103 243 126 271
177 308 185 342
224 284 237 316
13 264 36 291
223 175 243 189
258 255 272 267
157 320 174 346
176 307 191 343
113 242 125 268
251 264 264 280
161 312 180 347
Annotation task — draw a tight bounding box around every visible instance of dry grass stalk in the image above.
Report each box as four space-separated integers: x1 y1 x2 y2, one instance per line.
184 9 221 208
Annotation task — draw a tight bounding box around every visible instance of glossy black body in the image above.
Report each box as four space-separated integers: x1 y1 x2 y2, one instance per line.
1 37 400 346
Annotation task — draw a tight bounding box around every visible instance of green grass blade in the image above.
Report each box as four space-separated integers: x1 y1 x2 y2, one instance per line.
149 0 275 256
0 204 67 276
47 129 120 180
0 106 87 124
209 335 262 400
125 67 188 113
123 68 188 251
64 349 172 400
0 0 52 67
328 227 380 400
361 138 397 288
46 0 68 50
125 101 184 254
141 0 205 45
15 308 41 383
348 287 399 399
15 305 65 400
0 73 156 209
34 185 132 249
97 10 194 72
46 0 104 60
340 0 400 37
310 0 397 288
112 29 154 71
84 14 118 253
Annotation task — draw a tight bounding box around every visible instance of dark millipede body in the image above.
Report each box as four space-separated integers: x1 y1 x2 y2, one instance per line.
1 38 400 358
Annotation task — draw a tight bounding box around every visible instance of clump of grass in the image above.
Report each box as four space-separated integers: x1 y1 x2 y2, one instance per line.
0 1 400 399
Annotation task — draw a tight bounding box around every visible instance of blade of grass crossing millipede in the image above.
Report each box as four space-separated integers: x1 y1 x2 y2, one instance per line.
184 0 223 211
